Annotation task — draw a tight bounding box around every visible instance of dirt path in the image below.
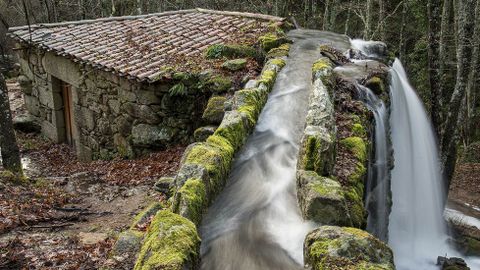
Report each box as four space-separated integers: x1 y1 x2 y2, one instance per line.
1 81 184 269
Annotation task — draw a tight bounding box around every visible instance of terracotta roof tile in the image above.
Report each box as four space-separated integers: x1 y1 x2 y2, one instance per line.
9 9 284 83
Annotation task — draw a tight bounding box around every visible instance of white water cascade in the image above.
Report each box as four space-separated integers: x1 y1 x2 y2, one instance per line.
389 59 480 269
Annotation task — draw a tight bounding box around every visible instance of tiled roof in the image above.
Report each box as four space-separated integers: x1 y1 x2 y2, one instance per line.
9 9 284 83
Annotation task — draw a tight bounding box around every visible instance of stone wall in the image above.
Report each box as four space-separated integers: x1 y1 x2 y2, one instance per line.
16 48 207 160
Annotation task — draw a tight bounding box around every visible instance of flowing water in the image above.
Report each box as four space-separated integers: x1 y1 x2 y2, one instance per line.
356 84 390 241
389 59 480 269
199 30 349 270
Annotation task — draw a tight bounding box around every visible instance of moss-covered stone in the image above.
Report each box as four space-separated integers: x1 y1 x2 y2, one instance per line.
298 126 336 177
154 176 175 196
232 88 268 127
184 142 233 197
297 170 351 226
258 32 292 52
341 137 367 163
312 57 335 92
193 126 217 142
134 210 200 270
202 96 227 124
304 226 395 270
111 229 144 257
172 178 207 225
213 111 249 151
205 44 258 59
222 58 247 71
365 76 385 95
130 202 163 230
266 43 291 59
352 123 367 137
205 75 232 93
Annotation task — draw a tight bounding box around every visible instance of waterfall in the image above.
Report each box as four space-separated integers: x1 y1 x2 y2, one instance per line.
389 59 480 269
356 84 390 241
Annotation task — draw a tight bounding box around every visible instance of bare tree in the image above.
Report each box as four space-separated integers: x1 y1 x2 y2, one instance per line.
0 74 22 173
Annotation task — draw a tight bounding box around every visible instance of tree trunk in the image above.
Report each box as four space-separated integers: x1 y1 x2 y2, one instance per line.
344 0 353 34
399 0 408 61
427 0 443 138
0 74 22 173
323 0 330 31
364 0 374 39
439 0 453 114
441 0 477 190
378 0 386 41
328 0 338 31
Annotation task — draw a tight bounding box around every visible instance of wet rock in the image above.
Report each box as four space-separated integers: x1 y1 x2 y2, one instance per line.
193 126 217 142
222 59 247 71
365 76 386 95
202 96 226 124
304 226 395 270
297 170 350 226
13 114 41 133
78 232 108 246
437 256 470 270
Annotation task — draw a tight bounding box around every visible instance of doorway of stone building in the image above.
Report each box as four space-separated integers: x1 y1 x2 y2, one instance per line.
61 82 74 145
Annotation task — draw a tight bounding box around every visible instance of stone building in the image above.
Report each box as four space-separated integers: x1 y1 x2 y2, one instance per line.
8 9 284 160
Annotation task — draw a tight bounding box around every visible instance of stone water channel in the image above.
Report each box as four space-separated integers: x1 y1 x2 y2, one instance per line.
199 30 350 270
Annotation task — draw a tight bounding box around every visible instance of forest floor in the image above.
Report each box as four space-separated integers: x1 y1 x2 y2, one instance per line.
0 80 184 269
449 161 480 218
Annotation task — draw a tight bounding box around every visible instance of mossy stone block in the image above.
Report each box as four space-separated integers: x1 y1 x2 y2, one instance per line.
297 170 351 226
365 76 385 95
202 96 227 124
134 210 200 270
213 110 249 151
193 126 217 142
304 226 395 270
258 32 292 52
298 126 336 177
172 178 207 226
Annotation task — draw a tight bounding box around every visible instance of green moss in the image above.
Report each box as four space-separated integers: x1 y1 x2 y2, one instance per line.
269 58 286 68
352 123 366 137
0 170 27 184
344 187 366 228
266 44 291 58
303 135 321 172
365 76 385 95
202 96 226 123
257 70 277 89
206 75 232 93
258 32 291 52
234 89 267 127
205 44 258 59
312 58 333 73
184 143 233 195
134 210 200 270
175 178 207 225
341 137 367 163
213 113 248 150
206 135 235 156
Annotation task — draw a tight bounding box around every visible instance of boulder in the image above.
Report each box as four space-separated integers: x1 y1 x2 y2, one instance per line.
437 256 470 270
193 126 217 142
297 170 350 226
222 59 247 71
304 226 395 270
365 76 386 95
134 210 200 270
12 114 41 133
202 96 226 124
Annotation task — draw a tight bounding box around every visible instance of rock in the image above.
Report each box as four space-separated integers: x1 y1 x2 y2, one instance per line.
258 32 292 52
266 43 291 59
154 177 174 196
112 230 144 256
133 210 200 270
297 170 350 226
365 76 385 95
17 75 32 94
298 126 336 177
131 124 177 147
213 110 249 150
194 126 217 142
130 202 163 230
304 226 395 270
437 256 470 270
202 96 226 124
78 232 108 246
12 114 41 133
172 178 207 226
205 75 232 93
222 58 247 71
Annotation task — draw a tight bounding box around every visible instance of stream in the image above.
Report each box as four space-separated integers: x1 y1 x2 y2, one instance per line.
199 30 349 270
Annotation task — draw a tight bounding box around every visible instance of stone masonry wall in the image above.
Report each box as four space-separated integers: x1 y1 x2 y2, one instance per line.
16 48 206 161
